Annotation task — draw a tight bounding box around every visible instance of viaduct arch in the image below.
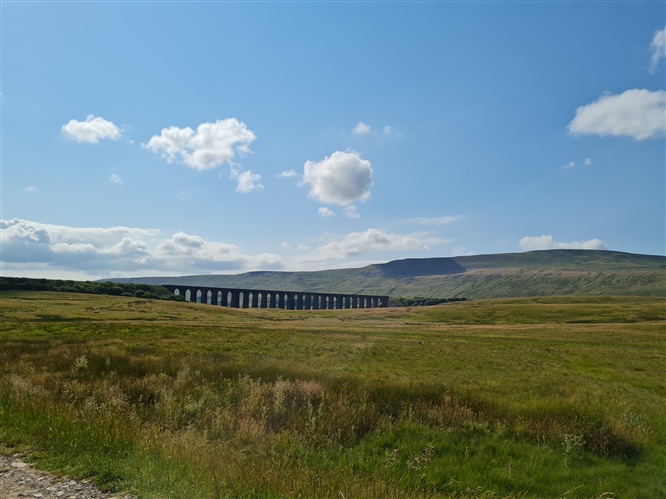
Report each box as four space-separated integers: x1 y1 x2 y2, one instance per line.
163 285 389 310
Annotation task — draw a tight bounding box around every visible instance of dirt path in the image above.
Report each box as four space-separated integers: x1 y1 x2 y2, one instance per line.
0 454 134 499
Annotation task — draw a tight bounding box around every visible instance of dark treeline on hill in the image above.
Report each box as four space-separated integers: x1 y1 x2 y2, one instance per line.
0 277 185 301
390 296 468 307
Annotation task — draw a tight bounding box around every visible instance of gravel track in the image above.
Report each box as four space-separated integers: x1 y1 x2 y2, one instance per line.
0 454 134 499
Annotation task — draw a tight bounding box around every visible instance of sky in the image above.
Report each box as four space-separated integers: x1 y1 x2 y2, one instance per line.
1 1 665 281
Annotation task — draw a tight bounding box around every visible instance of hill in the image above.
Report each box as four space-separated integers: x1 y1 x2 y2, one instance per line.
107 249 666 299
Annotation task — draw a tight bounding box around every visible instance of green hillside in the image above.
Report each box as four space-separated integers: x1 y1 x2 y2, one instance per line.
108 249 666 299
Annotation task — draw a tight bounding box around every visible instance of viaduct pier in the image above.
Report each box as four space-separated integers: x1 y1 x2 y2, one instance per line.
163 285 389 310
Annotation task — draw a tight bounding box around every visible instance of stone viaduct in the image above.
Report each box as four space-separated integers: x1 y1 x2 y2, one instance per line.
163 285 389 310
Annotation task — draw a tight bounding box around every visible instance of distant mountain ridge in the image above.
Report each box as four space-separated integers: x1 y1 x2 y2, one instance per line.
107 250 666 299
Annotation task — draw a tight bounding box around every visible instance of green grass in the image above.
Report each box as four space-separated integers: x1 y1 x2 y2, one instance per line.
1 291 664 497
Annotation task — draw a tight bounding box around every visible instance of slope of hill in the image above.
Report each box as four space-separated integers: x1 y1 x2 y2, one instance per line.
107 250 666 299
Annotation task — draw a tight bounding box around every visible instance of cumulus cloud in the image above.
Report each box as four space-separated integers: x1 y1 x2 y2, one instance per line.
567 89 666 140
152 232 281 271
61 115 121 144
302 151 373 206
109 173 123 184
352 122 372 135
353 122 396 138
155 232 235 262
519 235 607 251
0 219 283 278
229 168 264 193
142 118 256 171
650 27 665 73
343 206 360 219
277 170 297 178
0 219 459 277
318 207 335 218
300 228 449 264
0 219 155 267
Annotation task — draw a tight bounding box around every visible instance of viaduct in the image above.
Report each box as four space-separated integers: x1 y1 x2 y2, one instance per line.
163 285 389 310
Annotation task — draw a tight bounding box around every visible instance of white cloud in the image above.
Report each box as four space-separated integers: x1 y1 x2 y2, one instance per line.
382 125 392 135
412 215 463 225
343 206 360 219
177 189 192 201
650 27 665 74
0 219 156 268
302 151 373 206
567 89 666 141
277 170 297 178
352 122 372 135
519 235 607 251
109 173 123 184
451 247 474 257
0 219 283 278
561 158 592 170
24 185 37 193
152 232 281 271
61 115 121 144
300 228 448 264
318 207 335 218
142 118 256 171
230 168 264 193
0 219 458 277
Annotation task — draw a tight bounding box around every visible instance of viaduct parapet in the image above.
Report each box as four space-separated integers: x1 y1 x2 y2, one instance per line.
163 285 389 310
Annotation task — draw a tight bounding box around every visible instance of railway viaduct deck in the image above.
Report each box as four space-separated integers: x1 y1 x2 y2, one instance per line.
163 285 389 310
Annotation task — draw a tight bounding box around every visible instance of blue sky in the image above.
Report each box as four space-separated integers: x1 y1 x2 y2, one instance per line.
1 1 664 280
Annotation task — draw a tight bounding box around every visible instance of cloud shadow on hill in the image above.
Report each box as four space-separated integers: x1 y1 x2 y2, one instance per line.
374 258 467 278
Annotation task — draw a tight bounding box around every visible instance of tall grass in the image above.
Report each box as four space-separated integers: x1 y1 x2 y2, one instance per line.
1 292 664 497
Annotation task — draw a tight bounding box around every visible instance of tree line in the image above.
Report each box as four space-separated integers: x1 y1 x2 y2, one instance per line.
390 296 468 307
0 277 185 301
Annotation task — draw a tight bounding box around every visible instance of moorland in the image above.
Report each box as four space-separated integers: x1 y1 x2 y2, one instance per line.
1 291 664 497
108 249 666 300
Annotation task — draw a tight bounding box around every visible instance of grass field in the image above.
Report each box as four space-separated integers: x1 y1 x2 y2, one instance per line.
1 292 664 498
